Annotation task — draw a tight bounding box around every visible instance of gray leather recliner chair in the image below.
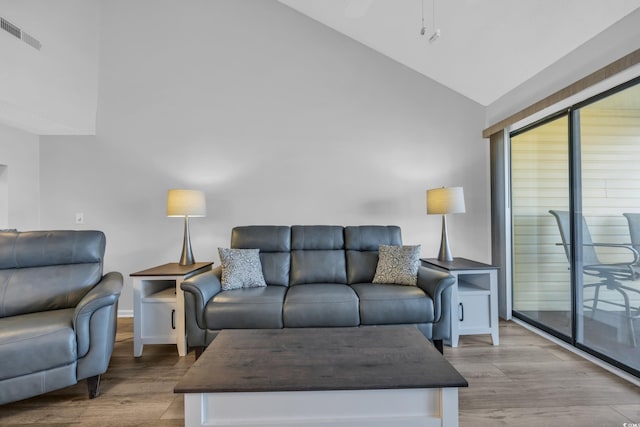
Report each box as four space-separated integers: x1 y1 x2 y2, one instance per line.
0 230 123 405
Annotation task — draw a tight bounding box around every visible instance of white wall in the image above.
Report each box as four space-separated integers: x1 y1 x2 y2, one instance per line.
0 122 40 230
486 8 640 127
0 0 99 134
39 0 489 314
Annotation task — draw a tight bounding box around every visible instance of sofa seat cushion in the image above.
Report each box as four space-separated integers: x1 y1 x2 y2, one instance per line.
0 309 77 381
351 283 434 325
283 284 359 327
205 286 286 329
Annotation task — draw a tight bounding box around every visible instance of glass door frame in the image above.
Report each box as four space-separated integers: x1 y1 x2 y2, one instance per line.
510 110 573 343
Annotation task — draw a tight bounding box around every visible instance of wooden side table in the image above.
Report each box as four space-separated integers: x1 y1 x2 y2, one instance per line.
421 257 499 348
131 262 213 357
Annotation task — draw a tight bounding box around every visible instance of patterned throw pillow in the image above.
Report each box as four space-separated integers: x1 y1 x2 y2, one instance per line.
372 245 421 286
218 248 267 291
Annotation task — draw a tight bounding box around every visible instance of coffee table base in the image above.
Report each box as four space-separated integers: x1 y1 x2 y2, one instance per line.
184 387 459 427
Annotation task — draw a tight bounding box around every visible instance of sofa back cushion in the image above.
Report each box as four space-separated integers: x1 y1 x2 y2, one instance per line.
344 226 402 284
0 230 105 317
231 226 291 286
290 226 347 285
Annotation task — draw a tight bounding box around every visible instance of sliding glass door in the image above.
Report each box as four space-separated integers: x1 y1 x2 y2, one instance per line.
511 78 640 376
511 114 571 338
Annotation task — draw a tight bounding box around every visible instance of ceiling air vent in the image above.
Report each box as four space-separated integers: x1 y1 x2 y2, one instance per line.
1 17 41 50
1 17 20 38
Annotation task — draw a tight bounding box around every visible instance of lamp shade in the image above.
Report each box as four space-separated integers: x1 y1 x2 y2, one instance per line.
426 187 465 215
167 189 206 217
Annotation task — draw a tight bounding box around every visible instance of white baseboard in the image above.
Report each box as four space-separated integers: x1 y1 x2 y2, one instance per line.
118 309 133 318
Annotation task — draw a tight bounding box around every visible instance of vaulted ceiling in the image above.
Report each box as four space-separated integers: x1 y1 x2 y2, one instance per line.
278 0 640 106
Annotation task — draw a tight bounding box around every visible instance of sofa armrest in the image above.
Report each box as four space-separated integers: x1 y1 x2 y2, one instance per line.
416 266 455 323
74 271 123 359
181 267 222 331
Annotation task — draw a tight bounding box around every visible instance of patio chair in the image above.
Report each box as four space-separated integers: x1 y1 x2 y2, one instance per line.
623 213 640 259
549 210 639 346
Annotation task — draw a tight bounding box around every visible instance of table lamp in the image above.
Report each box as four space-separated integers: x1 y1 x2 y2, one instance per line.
167 189 206 266
426 186 465 262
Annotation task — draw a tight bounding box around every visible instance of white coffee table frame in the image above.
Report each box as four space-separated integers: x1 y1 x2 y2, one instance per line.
176 327 465 427
183 387 459 427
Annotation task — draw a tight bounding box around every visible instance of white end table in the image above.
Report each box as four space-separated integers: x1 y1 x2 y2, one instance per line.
422 257 499 348
131 262 212 357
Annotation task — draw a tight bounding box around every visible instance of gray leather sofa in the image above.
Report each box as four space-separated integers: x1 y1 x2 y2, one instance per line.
0 230 123 405
182 225 455 355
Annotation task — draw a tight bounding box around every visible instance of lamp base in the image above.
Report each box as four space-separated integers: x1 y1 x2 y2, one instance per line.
179 216 195 266
437 215 454 262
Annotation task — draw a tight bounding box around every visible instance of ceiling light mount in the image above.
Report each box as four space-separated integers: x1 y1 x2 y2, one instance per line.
420 0 440 42
420 0 427 35
429 28 440 42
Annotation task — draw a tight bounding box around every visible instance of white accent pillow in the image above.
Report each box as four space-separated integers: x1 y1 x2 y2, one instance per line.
372 245 421 286
218 248 267 291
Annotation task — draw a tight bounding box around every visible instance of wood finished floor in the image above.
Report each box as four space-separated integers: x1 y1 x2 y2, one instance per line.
0 318 639 426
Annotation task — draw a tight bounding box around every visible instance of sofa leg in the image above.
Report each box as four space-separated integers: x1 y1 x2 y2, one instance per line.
194 346 205 360
433 339 444 354
87 375 101 399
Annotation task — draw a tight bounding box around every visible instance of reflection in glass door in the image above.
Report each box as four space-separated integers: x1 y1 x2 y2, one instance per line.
511 114 571 338
577 83 640 373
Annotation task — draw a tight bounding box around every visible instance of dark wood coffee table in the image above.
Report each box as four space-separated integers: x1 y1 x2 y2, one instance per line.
174 326 467 427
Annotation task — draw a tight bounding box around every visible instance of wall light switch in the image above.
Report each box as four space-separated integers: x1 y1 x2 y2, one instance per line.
75 212 84 225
